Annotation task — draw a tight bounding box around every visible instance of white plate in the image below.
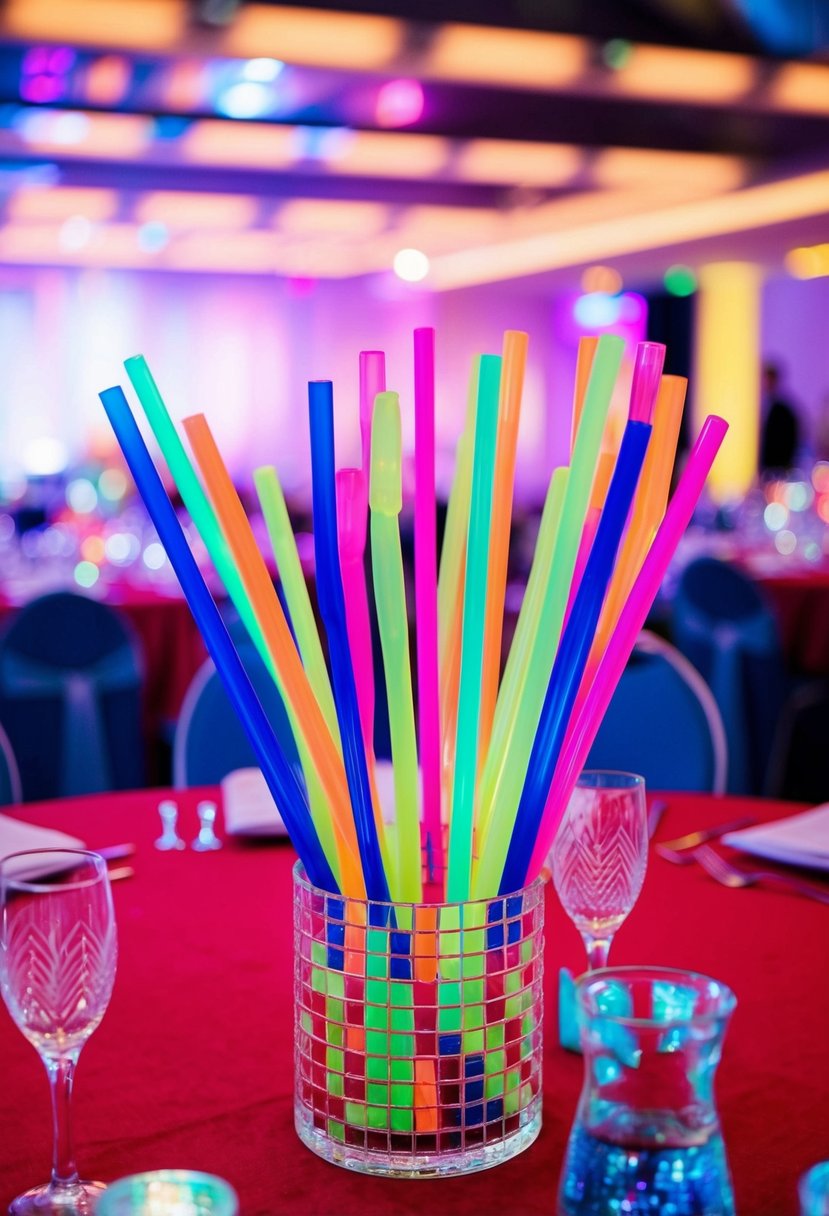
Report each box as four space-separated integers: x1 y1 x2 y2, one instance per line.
722 804 829 872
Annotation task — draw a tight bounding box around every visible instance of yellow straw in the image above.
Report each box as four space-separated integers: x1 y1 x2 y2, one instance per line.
253 466 341 745
183 413 365 897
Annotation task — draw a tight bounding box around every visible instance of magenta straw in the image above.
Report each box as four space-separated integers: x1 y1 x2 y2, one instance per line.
336 468 375 756
525 414 728 881
413 327 443 877
628 341 666 424
359 350 386 479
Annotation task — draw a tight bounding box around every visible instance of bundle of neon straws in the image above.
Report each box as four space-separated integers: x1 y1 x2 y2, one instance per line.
101 330 726 904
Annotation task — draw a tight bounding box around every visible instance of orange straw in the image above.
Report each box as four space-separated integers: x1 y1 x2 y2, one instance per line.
571 336 598 454
590 375 687 658
478 330 528 766
182 413 365 896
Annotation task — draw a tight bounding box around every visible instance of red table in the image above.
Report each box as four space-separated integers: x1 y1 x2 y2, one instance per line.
1 789 826 1215
757 567 829 677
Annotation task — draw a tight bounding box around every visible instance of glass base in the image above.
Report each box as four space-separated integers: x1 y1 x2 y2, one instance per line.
296 1100 542 1179
9 1179 106 1215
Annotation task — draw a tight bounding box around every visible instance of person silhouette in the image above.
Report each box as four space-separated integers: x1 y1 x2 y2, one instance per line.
759 362 799 472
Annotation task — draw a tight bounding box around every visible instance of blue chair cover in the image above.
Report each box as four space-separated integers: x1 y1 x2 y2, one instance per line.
587 633 725 793
174 642 301 787
0 592 144 800
672 558 785 795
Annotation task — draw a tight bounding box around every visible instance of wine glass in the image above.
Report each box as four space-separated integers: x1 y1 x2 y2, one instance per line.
552 771 648 970
0 849 118 1215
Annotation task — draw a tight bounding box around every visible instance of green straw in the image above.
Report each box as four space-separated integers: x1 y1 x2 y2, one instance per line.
473 334 623 898
446 353 502 901
437 357 479 668
254 466 340 746
473 465 568 859
124 355 340 882
369 392 422 903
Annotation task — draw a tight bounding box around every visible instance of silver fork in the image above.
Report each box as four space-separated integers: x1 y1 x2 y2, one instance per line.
693 844 829 905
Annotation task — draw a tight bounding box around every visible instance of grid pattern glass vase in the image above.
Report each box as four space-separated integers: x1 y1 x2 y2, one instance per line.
293 864 544 1178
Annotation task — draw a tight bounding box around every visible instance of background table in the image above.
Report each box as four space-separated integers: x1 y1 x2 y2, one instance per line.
757 567 829 677
1 789 826 1215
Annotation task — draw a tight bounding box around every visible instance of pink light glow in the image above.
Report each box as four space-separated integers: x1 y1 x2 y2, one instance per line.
375 79 424 128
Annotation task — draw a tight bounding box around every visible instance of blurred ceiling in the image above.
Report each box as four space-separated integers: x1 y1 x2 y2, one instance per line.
0 0 826 285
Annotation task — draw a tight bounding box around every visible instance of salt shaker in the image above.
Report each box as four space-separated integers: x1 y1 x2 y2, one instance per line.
192 800 222 852
155 799 185 851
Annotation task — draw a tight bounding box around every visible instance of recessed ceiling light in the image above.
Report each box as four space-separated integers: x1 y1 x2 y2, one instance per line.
393 248 429 282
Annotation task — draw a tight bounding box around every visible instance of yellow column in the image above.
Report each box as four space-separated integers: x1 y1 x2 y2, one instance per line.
693 261 763 503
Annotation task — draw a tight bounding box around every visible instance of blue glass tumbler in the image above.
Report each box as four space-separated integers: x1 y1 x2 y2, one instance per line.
558 966 736 1216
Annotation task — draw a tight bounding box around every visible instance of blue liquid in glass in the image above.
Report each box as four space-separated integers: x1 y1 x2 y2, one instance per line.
558 1124 735 1216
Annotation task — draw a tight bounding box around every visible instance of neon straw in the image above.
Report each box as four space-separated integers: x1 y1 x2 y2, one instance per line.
475 334 623 871
309 380 390 903
591 375 687 657
370 391 422 902
525 414 729 882
359 350 386 479
571 336 598 455
125 355 342 884
438 359 478 666
496 417 652 895
446 353 502 901
478 330 528 766
336 469 376 761
628 342 666 425
99 386 337 892
253 466 340 742
182 413 364 896
473 466 568 862
413 328 443 876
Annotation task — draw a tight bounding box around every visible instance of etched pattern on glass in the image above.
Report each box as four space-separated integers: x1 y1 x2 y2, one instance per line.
553 786 648 937
2 916 116 1056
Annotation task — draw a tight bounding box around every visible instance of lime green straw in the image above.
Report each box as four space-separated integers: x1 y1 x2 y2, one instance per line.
446 353 502 901
473 334 623 898
473 465 568 857
124 355 340 882
437 357 479 668
369 392 422 903
253 467 340 747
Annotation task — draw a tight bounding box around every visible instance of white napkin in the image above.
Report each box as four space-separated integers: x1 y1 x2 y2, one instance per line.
0 813 86 877
722 805 829 872
221 761 405 838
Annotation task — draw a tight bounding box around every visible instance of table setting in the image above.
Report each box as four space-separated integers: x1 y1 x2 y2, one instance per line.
1 328 827 1215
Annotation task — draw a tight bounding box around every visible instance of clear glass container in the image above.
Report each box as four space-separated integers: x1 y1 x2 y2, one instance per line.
558 966 736 1215
293 863 544 1178
94 1170 238 1215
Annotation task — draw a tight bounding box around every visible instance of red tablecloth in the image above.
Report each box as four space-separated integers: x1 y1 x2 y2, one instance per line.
1 790 826 1215
758 568 829 677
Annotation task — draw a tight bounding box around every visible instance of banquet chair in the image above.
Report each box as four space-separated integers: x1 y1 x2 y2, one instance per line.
586 631 727 793
173 643 300 787
672 557 786 795
0 720 22 806
0 592 144 800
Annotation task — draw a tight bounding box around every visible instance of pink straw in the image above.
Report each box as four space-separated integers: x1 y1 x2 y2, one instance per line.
525 414 728 881
414 327 443 875
336 468 375 756
359 350 386 479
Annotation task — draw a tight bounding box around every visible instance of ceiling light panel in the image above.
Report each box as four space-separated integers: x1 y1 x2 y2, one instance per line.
221 5 403 72
135 191 258 229
2 0 187 52
769 63 829 116
609 45 755 104
276 199 388 238
7 186 118 222
454 140 583 187
423 24 587 90
331 131 449 179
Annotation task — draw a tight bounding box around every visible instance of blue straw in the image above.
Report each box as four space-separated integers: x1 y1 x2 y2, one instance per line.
499 418 652 894
100 385 338 893
308 380 390 902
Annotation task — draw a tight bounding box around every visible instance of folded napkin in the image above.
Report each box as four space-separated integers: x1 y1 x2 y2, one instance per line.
0 812 85 877
722 804 829 872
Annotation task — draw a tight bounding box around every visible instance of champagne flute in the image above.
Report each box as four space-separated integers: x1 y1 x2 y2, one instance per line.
552 771 648 970
0 849 118 1215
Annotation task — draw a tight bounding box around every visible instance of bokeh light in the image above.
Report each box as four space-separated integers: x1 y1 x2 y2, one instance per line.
142 541 167 570
763 501 788 531
775 529 797 555
376 79 424 128
66 477 98 514
393 248 429 282
580 265 622 295
74 560 100 588
664 265 697 296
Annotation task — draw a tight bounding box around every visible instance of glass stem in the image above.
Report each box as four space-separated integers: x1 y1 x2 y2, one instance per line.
582 934 612 970
45 1053 80 1188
